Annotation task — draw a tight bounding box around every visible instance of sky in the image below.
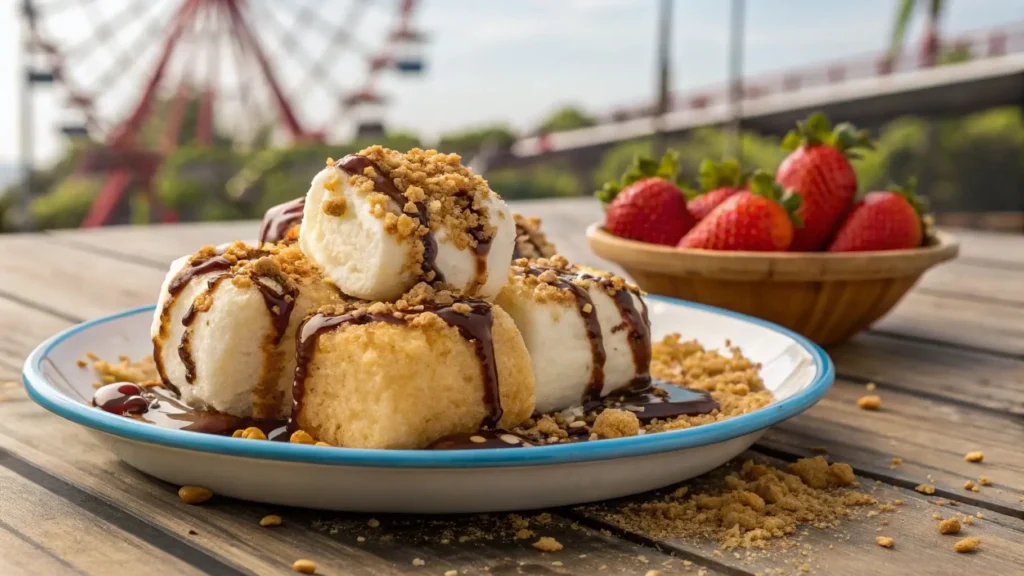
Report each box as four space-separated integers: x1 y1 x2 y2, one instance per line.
2 0 1024 171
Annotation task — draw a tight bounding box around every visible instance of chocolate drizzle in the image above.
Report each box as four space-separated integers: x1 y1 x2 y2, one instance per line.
258 196 305 245
154 254 236 394
178 273 231 383
527 267 607 402
335 154 444 283
608 284 651 388
290 298 503 433
467 224 494 295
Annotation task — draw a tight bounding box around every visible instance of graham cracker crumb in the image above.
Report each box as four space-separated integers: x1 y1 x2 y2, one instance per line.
964 451 984 463
889 458 902 468
875 536 894 548
865 382 877 391
954 537 980 553
411 558 425 566
939 518 961 534
587 458 874 551
322 196 347 217
978 476 992 486
857 395 881 410
532 537 563 552
512 214 557 259
591 408 640 439
963 480 975 491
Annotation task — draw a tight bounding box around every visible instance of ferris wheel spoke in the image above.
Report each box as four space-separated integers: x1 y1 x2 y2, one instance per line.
297 0 371 93
223 0 306 139
110 0 203 144
77 1 178 105
241 0 350 101
28 0 100 19
64 0 163 69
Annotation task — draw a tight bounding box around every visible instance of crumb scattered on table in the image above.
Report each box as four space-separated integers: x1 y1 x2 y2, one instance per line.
857 395 882 410
964 451 984 463
532 537 563 552
954 537 980 553
875 536 894 548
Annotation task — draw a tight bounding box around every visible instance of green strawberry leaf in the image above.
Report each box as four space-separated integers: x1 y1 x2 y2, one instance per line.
886 177 930 217
782 112 874 157
695 157 746 193
749 170 804 227
595 149 683 206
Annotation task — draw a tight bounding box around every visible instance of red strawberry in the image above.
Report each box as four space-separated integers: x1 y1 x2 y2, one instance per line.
597 150 695 245
678 171 802 251
687 157 746 220
828 180 928 252
777 112 873 251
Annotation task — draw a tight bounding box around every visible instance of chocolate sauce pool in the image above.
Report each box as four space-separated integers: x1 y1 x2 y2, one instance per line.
92 378 718 450
92 382 284 436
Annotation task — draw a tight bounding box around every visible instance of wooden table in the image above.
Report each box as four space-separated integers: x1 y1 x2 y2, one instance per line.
1 197 1022 576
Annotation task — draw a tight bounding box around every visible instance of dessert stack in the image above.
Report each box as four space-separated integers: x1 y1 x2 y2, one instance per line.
150 145 653 449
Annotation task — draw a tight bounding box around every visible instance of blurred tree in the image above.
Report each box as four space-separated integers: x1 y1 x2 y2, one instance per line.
437 125 517 155
536 106 597 133
30 176 103 229
486 166 582 200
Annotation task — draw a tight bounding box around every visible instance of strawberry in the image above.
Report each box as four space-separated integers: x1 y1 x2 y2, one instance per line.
597 150 695 245
777 112 873 251
678 171 802 251
687 157 746 220
828 180 928 252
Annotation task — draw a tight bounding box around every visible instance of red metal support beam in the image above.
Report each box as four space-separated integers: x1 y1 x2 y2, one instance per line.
83 0 200 227
223 0 307 140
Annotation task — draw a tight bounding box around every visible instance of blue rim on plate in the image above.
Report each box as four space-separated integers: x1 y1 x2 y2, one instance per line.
23 295 834 468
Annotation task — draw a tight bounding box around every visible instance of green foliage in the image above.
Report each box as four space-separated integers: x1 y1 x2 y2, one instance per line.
437 125 517 155
537 106 597 133
696 157 745 193
30 176 102 230
595 150 684 205
486 166 581 200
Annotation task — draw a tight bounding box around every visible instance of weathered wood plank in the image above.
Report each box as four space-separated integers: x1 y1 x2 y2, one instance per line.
762 378 1024 516
577 452 1024 576
946 228 1024 267
0 456 207 576
916 260 1024 307
873 291 1024 357
0 297 72 382
0 235 164 321
832 332 1024 415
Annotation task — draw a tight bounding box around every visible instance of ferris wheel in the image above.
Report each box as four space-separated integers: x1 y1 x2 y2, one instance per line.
20 0 426 227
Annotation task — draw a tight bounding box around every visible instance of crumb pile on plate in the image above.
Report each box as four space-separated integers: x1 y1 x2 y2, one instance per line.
88 145 775 450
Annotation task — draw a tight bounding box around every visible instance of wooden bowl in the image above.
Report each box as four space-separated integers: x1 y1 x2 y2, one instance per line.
586 224 960 347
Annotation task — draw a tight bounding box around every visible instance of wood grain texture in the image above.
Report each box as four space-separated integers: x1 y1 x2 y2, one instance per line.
0 456 208 576
762 377 1024 515
832 332 1024 415
577 452 1024 576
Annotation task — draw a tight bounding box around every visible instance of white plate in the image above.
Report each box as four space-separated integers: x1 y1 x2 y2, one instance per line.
23 295 833 513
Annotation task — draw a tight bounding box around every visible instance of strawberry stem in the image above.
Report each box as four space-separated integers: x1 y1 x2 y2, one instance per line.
696 157 746 193
782 112 874 158
886 177 930 217
749 170 804 227
595 149 685 206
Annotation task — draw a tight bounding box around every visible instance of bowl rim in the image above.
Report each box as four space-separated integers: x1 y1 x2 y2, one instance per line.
586 224 959 280
23 296 834 469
